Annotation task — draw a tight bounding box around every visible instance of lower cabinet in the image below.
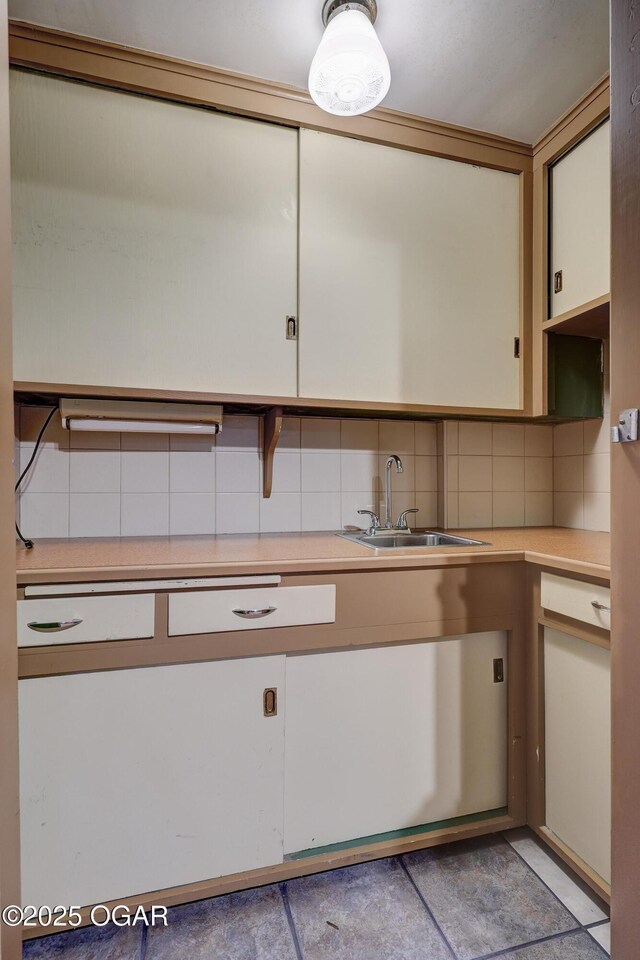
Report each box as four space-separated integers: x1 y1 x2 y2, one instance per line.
544 627 611 884
19 632 510 907
284 632 508 855
19 657 286 907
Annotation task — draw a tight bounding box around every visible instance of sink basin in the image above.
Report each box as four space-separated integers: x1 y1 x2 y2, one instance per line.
339 530 490 549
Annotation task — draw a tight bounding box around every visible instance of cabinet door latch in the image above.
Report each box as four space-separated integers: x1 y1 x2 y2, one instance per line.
612 408 639 443
493 658 504 683
263 687 278 717
513 337 520 359
286 316 298 340
553 270 563 294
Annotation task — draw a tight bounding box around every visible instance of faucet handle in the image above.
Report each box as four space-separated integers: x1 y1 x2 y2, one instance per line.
357 509 380 534
396 508 419 530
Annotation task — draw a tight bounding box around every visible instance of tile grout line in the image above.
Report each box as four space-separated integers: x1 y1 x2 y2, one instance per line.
139 921 148 960
398 856 458 960
279 882 305 960
470 925 610 960
502 832 602 932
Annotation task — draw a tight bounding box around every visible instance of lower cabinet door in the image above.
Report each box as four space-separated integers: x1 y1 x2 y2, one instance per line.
284 633 508 855
544 628 611 884
19 657 286 907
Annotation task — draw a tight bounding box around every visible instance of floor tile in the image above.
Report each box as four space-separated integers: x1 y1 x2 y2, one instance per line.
286 858 451 960
588 921 611 955
22 924 140 959
501 930 608 958
504 829 608 926
145 886 298 960
403 836 578 960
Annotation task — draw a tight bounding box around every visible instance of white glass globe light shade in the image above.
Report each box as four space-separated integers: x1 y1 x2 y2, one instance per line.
308 9 391 117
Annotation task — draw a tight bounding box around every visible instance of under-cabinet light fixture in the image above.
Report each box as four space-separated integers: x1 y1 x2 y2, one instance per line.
60 399 223 435
309 1 391 117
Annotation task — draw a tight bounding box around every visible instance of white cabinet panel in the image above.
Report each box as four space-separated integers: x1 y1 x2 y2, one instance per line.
550 120 610 318
168 584 336 636
544 628 611 883
10 70 298 396
17 593 155 647
284 632 507 854
20 657 285 907
298 130 521 409
540 572 610 631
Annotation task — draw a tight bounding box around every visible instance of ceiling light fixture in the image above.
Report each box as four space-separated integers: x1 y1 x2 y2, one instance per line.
308 1 391 117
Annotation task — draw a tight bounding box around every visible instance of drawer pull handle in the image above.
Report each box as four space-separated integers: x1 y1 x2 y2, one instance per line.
591 600 610 612
27 618 83 633
232 606 277 619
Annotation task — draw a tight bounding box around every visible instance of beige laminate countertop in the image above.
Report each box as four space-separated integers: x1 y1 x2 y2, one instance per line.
15 527 611 585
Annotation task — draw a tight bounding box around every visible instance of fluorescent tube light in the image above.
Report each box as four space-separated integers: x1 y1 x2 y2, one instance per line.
65 418 219 435
60 398 223 434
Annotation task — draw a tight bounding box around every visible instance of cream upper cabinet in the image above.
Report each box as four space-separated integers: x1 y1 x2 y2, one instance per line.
544 627 611 884
298 129 521 410
10 70 298 396
19 657 286 907
550 120 610 318
284 632 508 855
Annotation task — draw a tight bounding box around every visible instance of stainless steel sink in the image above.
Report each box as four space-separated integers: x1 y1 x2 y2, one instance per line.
339 530 490 549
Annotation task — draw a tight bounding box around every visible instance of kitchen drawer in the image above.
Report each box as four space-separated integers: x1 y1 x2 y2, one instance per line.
541 572 610 631
17 594 155 647
168 585 336 636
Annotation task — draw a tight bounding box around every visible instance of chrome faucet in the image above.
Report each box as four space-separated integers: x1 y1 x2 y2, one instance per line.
356 454 419 536
384 455 403 528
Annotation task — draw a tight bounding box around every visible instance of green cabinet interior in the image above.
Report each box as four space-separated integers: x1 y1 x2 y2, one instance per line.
547 333 604 419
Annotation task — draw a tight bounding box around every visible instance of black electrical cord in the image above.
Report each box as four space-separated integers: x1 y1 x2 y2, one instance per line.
15 405 59 549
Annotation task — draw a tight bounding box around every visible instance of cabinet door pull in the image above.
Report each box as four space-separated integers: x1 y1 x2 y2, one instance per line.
263 687 278 717
591 600 610 612
232 606 277 619
27 618 83 633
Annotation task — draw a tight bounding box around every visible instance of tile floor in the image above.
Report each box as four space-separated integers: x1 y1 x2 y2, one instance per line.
22 830 610 960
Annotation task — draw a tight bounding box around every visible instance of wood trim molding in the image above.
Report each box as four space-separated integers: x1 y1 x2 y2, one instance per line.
534 825 610 904
8 20 532 173
533 74 610 168
611 2 640 954
15 381 533 422
23 811 523 939
0 5 22 958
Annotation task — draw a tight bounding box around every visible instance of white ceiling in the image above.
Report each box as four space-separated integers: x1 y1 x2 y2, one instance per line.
8 0 609 143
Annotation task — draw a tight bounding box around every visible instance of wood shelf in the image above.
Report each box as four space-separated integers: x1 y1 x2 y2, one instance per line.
543 294 610 338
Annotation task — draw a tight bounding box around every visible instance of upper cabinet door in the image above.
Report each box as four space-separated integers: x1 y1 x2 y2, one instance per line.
10 71 298 396
298 130 521 410
550 120 610 319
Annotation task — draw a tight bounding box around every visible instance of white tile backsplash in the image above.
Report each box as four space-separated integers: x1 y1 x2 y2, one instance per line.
302 492 341 531
216 493 260 534
121 493 169 536
121 449 169 493
444 421 554 529
70 450 121 493
20 492 69 538
70 493 121 537
16 412 444 539
169 449 216 494
216 451 260 494
552 417 611 532
170 493 215 535
15 406 610 539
